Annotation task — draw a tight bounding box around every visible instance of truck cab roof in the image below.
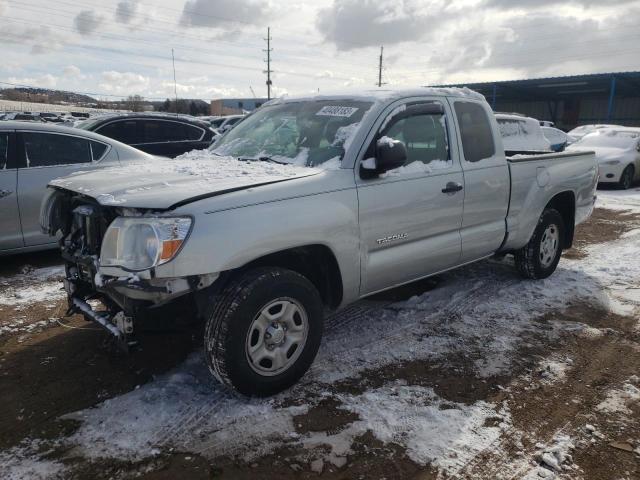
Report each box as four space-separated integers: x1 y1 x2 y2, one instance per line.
264 87 486 106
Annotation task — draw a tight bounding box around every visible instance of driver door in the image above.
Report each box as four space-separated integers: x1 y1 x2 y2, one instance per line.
356 98 465 295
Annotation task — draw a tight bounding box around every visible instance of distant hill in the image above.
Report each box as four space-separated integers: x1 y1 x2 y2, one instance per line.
0 87 98 105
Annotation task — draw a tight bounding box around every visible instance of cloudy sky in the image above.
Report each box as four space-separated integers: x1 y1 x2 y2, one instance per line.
0 0 639 101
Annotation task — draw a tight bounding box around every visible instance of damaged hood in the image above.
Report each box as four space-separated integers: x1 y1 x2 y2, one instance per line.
48 153 325 210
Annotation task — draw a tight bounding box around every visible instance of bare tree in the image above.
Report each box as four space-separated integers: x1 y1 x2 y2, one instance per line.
125 95 145 112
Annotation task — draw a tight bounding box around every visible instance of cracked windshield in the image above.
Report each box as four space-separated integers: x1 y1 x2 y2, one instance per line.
211 100 372 166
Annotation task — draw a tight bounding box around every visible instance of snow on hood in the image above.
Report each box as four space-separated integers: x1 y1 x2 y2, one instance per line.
49 150 331 210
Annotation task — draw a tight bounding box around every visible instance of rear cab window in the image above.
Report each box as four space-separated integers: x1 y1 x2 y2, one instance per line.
453 101 496 163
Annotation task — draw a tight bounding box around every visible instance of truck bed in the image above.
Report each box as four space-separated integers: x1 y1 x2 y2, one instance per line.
502 150 598 252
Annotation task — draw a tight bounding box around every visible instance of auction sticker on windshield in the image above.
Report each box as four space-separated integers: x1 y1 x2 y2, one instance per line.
316 106 359 117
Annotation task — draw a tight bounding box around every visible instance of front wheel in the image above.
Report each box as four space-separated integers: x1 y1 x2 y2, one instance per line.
204 268 323 396
515 208 565 280
619 165 634 190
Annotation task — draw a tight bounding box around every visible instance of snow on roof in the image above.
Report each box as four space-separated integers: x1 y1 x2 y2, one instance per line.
264 87 485 106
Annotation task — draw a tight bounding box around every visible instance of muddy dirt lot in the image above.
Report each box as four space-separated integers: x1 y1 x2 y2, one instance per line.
1 189 640 480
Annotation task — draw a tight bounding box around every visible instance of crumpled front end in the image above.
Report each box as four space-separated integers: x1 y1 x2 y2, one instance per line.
41 187 218 350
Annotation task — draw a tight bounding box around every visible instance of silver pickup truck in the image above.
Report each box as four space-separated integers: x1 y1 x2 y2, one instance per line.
41 88 598 396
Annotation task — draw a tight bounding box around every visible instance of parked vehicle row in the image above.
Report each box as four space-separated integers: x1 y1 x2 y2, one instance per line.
0 111 92 124
41 87 598 396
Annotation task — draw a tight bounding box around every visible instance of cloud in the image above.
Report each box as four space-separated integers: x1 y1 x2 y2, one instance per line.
115 0 138 24
8 74 57 89
419 5 640 83
0 24 66 54
98 71 150 94
63 65 82 77
179 0 272 28
316 0 449 51
74 10 104 36
483 0 638 7
0 0 8 15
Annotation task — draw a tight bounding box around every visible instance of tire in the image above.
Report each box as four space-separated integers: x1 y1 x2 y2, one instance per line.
204 267 323 396
619 165 634 190
515 208 565 280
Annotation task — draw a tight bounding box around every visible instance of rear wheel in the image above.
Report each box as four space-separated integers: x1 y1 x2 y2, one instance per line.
515 208 565 280
204 268 323 396
619 165 634 190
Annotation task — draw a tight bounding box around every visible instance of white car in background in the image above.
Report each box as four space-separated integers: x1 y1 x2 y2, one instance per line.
542 126 570 152
567 128 640 189
495 113 551 153
567 124 623 143
212 114 245 133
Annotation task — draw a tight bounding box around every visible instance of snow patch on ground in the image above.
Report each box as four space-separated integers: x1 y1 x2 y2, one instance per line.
339 383 508 472
538 356 573 384
0 265 64 307
521 434 576 479
63 353 307 462
0 443 64 480
0 317 59 336
596 188 640 213
597 376 640 415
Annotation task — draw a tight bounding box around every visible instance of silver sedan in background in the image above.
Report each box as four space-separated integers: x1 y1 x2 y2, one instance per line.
0 121 154 255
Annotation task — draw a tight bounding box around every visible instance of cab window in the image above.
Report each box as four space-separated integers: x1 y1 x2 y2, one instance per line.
454 102 496 163
373 101 452 176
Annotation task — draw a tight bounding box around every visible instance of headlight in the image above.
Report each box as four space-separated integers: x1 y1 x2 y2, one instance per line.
100 217 192 271
603 160 621 165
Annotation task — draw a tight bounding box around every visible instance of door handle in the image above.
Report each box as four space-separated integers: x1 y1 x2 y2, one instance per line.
0 189 13 198
441 182 463 194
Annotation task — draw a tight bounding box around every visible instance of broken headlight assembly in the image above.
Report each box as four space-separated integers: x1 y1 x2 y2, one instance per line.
100 217 192 271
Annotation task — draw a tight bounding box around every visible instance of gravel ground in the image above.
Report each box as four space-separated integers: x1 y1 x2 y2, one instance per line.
1 188 639 480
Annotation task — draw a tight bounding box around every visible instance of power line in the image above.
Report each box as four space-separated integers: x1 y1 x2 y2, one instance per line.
7 0 640 57
5 2 640 77
4 0 382 71
0 15 376 80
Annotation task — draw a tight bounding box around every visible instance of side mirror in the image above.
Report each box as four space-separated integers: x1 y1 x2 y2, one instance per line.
363 137 407 174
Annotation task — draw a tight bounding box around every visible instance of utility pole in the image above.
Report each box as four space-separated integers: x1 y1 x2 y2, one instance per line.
171 48 178 115
378 46 384 87
264 27 273 100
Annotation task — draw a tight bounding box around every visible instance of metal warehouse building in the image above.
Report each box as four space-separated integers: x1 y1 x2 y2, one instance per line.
435 71 640 131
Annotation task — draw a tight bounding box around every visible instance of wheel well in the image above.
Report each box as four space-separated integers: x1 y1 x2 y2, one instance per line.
546 191 575 249
241 245 344 309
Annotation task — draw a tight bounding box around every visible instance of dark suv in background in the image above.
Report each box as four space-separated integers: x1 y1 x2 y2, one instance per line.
76 114 215 157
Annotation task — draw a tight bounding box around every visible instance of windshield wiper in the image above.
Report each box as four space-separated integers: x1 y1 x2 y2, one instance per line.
237 156 289 165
